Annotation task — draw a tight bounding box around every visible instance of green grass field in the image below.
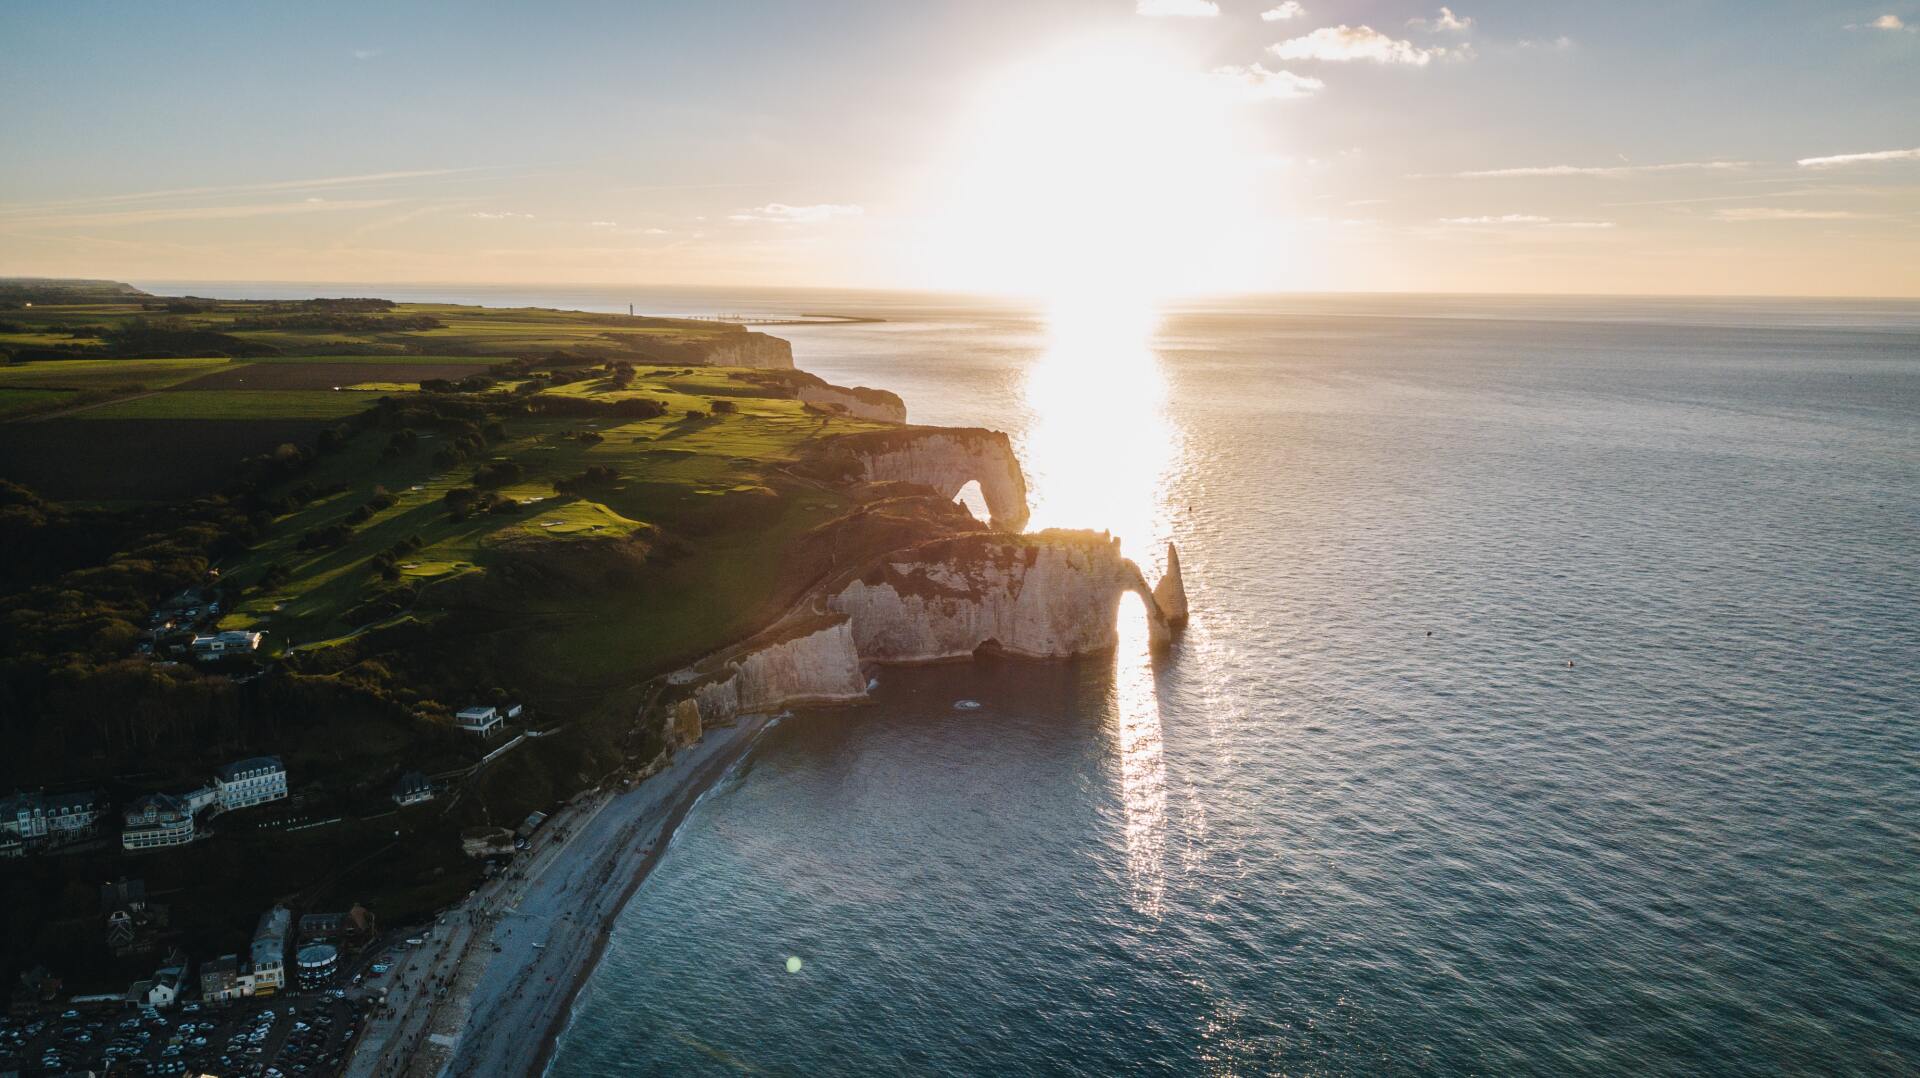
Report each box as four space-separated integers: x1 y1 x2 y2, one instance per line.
217 368 891 689
0 387 74 417
75 388 377 419
0 356 236 389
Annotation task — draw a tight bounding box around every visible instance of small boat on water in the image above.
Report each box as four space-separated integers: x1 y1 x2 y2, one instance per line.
953 699 982 711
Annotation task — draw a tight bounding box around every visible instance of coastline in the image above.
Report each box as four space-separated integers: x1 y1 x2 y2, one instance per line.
342 713 776 1078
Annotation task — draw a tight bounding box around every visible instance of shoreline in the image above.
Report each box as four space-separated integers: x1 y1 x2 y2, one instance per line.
341 713 776 1078
526 716 774 1077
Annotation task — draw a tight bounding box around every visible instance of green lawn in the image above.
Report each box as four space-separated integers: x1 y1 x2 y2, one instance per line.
0 387 74 417
216 365 893 688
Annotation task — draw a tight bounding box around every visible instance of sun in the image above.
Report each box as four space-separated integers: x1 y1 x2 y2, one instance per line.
926 35 1264 311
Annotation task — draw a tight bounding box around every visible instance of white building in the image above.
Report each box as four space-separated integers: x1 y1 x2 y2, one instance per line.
215 756 287 811
190 629 261 662
455 706 505 737
122 793 196 850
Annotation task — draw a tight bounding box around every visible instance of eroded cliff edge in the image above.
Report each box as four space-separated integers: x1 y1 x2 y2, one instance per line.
799 427 1031 531
657 382 1188 728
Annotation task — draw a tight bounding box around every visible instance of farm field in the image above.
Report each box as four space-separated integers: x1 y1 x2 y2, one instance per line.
73 388 376 419
182 361 503 391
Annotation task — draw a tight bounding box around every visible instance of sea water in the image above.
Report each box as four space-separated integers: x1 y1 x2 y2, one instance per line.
144 284 1920 1074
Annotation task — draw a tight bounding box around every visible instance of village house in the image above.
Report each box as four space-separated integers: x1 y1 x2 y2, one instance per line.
0 788 110 855
101 876 170 956
189 629 261 662
248 906 290 995
131 951 188 1009
198 954 241 1004
121 793 196 851
214 756 287 811
391 771 434 807
455 705 505 737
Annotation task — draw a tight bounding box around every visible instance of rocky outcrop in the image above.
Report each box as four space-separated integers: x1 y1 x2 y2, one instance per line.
668 698 703 749
700 331 793 369
826 531 1181 662
797 382 907 423
810 428 1030 531
1153 542 1189 627
690 617 867 727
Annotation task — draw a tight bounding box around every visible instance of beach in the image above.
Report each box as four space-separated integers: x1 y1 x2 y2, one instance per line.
339 714 772 1078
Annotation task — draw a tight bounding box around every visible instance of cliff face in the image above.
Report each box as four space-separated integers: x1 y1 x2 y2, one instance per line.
827 531 1178 662
821 428 1031 531
797 382 907 423
691 618 866 727
701 331 793 369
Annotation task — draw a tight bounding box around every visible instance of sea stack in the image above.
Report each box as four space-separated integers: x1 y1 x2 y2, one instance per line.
1153 542 1189 627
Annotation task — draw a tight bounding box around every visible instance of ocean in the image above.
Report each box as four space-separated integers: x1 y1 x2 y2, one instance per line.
144 284 1920 1074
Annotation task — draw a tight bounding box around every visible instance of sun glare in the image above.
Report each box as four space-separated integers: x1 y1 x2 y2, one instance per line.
928 36 1263 309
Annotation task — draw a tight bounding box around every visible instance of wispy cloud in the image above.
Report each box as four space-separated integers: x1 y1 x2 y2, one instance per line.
1797 147 1920 168
1408 7 1472 32
1435 160 1748 179
469 211 534 220
1516 36 1575 50
1438 214 1616 228
1136 0 1218 15
352 48 381 60
6 198 401 230
1211 64 1324 100
1714 207 1872 221
728 203 864 223
1845 14 1912 30
1261 2 1305 20
1271 26 1462 65
589 220 619 227
0 168 483 217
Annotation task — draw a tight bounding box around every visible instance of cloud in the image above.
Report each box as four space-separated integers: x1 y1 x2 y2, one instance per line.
352 48 380 60
1796 147 1920 168
1210 63 1324 100
469 211 534 220
1517 35 1575 50
1136 0 1218 15
1271 26 1461 65
1261 2 1305 20
5 199 400 230
1845 13 1912 30
589 220 619 227
728 203 864 223
1408 7 1472 32
1435 160 1747 178
0 168 482 217
1714 207 1871 221
1438 214 1616 228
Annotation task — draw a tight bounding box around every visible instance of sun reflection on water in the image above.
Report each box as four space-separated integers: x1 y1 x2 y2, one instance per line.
1019 298 1178 916
1113 591 1169 917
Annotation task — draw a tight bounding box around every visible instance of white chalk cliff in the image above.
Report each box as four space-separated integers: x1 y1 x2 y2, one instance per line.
827 531 1179 662
700 331 794 369
796 382 907 423
831 428 1031 531
691 618 867 728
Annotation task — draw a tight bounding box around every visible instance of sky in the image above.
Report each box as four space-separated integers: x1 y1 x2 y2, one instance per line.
2 0 1917 297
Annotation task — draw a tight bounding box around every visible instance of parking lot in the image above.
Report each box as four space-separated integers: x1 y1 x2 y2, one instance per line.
0 991 366 1076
